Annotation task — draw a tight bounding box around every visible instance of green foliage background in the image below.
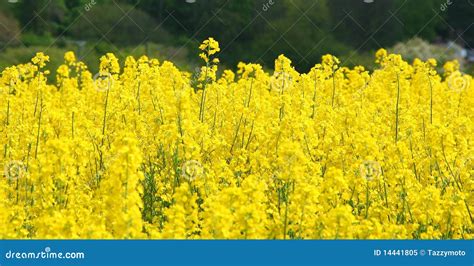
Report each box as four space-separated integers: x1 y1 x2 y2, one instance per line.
0 0 472 72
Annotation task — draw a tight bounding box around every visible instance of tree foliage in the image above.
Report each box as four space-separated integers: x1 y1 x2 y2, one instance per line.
1 0 472 70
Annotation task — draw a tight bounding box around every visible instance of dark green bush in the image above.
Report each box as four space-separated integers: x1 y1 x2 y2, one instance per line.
68 3 171 46
0 11 21 47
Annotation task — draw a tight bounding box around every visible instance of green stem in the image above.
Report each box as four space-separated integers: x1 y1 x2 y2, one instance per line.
365 180 370 219
427 74 433 124
99 89 110 171
137 81 141 115
283 200 288 239
311 71 317 118
395 73 400 143
331 70 336 107
71 112 75 139
102 89 110 137
34 94 43 159
6 100 10 126
199 49 210 123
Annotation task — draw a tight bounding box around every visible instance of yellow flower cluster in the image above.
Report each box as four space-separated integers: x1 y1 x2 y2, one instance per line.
0 41 472 239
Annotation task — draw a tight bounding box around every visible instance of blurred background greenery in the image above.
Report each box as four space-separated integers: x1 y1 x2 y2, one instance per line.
0 0 473 73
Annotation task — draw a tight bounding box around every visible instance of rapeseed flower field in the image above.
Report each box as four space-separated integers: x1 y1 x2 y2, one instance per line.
0 38 472 239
